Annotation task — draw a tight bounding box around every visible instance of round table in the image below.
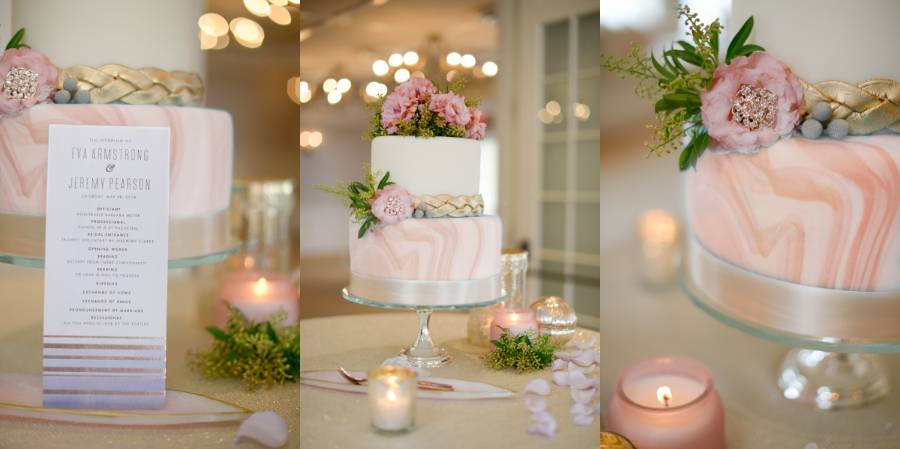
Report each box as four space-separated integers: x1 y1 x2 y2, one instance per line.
299 312 600 449
0 263 299 449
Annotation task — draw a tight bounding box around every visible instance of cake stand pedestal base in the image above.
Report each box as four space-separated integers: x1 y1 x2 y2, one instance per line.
401 309 452 368
777 349 890 410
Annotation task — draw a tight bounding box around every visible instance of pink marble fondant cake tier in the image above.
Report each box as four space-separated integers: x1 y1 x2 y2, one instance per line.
349 215 502 282
687 135 900 291
0 104 233 218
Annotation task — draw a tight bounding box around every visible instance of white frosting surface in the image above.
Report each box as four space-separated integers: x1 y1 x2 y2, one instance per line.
371 136 481 196
732 0 900 82
11 0 205 74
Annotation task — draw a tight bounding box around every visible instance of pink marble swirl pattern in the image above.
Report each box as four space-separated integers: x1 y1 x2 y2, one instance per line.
0 104 233 218
350 215 502 281
687 135 900 291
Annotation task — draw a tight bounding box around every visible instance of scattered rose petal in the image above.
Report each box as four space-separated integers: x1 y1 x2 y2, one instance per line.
572 337 596 351
551 358 567 371
571 386 597 404
567 361 595 375
568 370 599 390
235 411 288 448
570 402 592 416
573 413 595 427
524 396 547 413
552 370 570 386
804 444 818 449
528 420 557 439
554 351 572 361
531 409 556 426
571 349 598 367
524 379 551 396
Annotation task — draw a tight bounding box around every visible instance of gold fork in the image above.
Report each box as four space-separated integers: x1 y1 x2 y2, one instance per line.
338 366 454 391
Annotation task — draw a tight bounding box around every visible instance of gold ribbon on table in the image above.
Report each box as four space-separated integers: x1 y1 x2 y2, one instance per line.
683 237 900 342
413 194 484 218
347 272 503 307
802 79 899 134
58 65 204 106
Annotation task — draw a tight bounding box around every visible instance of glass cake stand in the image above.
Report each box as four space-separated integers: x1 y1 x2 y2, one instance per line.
682 258 900 410
342 288 504 368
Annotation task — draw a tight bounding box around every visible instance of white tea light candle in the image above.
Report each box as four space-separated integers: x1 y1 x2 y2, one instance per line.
216 271 299 326
368 366 417 433
637 209 682 286
490 308 538 341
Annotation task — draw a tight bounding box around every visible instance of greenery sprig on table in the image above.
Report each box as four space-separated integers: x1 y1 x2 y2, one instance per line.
600 5 764 170
484 329 557 372
316 164 393 238
190 306 300 390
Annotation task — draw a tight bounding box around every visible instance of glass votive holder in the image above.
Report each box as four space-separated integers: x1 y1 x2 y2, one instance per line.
489 307 538 341
368 366 417 433
606 356 725 449
637 209 682 287
530 296 577 345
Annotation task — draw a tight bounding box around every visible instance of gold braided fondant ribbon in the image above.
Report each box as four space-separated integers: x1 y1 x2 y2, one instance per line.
802 79 900 134
413 194 484 218
58 65 204 107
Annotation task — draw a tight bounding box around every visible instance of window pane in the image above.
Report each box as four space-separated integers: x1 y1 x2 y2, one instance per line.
544 19 569 76
575 203 600 256
576 139 600 192
542 80 568 133
542 141 567 191
539 260 566 297
541 201 566 251
578 12 600 70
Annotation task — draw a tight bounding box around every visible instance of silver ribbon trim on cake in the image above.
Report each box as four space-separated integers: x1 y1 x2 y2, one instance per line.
347 272 503 307
683 237 900 342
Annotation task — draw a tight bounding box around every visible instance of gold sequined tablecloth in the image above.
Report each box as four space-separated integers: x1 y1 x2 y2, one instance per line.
299 312 601 449
0 264 300 449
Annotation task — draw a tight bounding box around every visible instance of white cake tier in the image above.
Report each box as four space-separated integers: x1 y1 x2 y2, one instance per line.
732 0 900 82
11 0 205 74
371 136 481 196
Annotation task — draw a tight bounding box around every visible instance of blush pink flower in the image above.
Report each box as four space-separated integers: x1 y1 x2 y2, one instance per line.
466 107 487 139
380 78 437 133
0 48 58 115
428 92 471 127
371 184 414 225
700 52 803 153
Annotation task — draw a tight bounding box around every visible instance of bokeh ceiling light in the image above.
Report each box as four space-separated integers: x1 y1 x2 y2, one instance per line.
199 31 217 50
308 131 324 147
365 81 387 98
545 100 562 116
337 78 352 93
270 0 288 5
388 53 403 67
327 90 342 104
394 68 410 83
372 0 389 5
372 59 389 76
446 52 461 66
574 103 591 121
460 54 476 68
299 29 313 42
298 81 312 103
288 0 300 4
482 61 498 77
300 130 310 146
230 17 265 47
268 5 292 25
244 0 271 17
322 78 337 93
198 13 229 37
213 34 230 50
403 51 419 66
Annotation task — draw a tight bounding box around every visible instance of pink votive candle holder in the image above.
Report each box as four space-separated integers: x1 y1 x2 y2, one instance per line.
216 271 299 327
606 356 725 449
489 308 538 341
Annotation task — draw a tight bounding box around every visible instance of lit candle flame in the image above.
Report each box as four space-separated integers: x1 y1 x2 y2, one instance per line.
386 389 398 401
253 277 269 297
243 255 255 269
657 385 672 407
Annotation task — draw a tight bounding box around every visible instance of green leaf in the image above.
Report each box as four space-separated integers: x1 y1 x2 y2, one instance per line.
265 322 279 344
376 171 391 190
667 49 703 67
5 28 26 50
650 53 674 80
726 16 754 63
711 27 720 60
732 44 765 58
665 49 688 73
676 40 697 53
678 141 694 171
357 218 373 238
206 326 230 342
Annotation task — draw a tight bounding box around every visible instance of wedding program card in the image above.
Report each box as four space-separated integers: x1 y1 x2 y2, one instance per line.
43 125 170 410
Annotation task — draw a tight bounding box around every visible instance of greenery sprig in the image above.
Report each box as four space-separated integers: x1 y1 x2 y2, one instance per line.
483 329 557 372
367 76 479 140
600 5 763 170
4 27 28 50
316 164 392 238
190 306 300 390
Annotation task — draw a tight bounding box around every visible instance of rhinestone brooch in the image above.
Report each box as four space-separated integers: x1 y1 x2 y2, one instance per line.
731 84 777 131
2 66 39 100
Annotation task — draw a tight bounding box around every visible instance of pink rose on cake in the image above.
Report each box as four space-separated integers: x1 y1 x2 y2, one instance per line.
0 47 58 115
371 184 414 225
700 52 803 152
466 106 487 139
428 92 471 127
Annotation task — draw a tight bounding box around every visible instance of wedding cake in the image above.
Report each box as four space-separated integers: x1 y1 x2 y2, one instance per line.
0 0 233 262
327 78 502 307
603 0 900 340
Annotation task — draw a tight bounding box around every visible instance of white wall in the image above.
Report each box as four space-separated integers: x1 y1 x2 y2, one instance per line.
0 0 10 44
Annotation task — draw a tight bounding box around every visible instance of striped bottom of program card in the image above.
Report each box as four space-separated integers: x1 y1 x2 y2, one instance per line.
42 335 166 410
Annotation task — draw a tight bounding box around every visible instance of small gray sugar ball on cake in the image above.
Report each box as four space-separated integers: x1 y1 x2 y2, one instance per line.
53 90 71 104
73 89 91 104
62 77 78 93
825 118 849 138
810 101 832 122
800 118 823 138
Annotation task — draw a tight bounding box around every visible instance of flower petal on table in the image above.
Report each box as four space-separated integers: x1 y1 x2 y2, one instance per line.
552 370 570 386
524 396 547 413
523 378 551 396
235 411 288 448
572 412 595 427
570 386 598 404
